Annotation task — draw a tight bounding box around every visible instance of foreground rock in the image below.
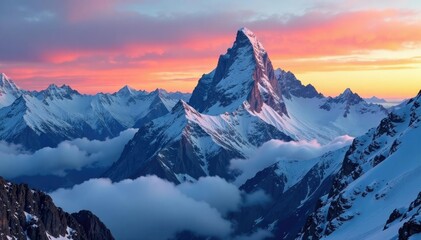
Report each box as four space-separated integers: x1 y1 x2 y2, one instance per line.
0 177 114 240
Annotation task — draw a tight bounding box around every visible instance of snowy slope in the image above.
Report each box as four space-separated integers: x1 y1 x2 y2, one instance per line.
300 90 421 240
234 147 348 239
0 83 190 150
273 69 388 143
104 100 292 183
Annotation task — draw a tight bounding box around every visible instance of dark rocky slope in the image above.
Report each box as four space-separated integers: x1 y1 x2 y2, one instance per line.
0 177 114 240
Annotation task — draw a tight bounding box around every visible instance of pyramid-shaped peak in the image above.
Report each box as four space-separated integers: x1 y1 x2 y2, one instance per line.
0 73 21 92
117 85 137 94
342 88 353 95
235 27 266 52
333 88 363 105
238 27 257 40
189 28 287 116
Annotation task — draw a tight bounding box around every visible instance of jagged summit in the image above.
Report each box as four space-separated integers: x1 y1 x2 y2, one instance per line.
39 83 80 100
189 27 287 116
334 88 363 105
275 68 323 99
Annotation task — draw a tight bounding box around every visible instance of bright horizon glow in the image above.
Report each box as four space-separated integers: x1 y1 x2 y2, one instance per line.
0 0 420 99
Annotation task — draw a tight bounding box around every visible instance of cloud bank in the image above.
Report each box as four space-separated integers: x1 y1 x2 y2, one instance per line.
0 128 136 178
231 135 354 185
51 176 270 240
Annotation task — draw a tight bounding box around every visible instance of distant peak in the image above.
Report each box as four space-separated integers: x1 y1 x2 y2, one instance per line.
47 83 59 90
43 83 79 99
151 88 169 96
333 88 363 105
118 85 137 95
342 88 353 95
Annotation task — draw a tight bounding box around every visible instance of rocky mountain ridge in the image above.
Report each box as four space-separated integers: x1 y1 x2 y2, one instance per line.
0 177 114 240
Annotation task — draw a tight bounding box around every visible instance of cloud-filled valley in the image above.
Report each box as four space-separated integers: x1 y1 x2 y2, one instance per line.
230 135 354 185
48 134 353 240
0 128 137 179
50 176 271 240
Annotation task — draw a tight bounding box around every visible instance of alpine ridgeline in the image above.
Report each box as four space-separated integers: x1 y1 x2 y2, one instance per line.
0 79 190 151
103 28 387 184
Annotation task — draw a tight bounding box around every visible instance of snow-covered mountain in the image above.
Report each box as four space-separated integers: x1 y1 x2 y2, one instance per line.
299 90 421 240
189 27 287 116
233 147 348 239
104 100 293 182
277 70 388 142
0 73 25 108
0 83 190 150
104 28 387 183
365 96 387 104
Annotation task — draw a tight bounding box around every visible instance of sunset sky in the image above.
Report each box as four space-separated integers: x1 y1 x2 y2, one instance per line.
1 0 421 99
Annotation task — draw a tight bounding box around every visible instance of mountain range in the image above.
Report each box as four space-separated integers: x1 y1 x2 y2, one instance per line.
0 27 419 240
103 27 388 184
0 73 190 151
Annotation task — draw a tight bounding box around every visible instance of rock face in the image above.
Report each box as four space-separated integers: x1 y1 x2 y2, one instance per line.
299 90 421 240
0 82 190 151
189 27 287 116
0 177 114 240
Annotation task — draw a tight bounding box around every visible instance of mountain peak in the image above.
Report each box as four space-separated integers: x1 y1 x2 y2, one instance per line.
275 68 323 99
0 72 8 80
189 28 287 116
117 85 137 95
151 88 169 95
333 88 363 105
342 88 353 95
237 27 265 51
0 73 19 89
365 96 387 103
41 84 79 100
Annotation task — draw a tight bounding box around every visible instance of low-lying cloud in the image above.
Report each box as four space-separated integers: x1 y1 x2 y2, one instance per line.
51 176 271 240
231 135 354 185
0 129 137 178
